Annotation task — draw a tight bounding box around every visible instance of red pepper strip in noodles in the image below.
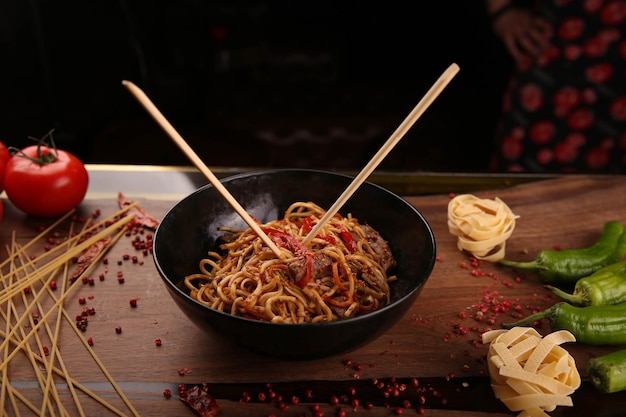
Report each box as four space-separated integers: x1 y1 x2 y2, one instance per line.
317 235 336 245
337 225 357 252
324 290 353 308
302 217 338 245
324 262 353 307
295 253 314 288
302 216 313 233
332 262 349 292
261 227 307 256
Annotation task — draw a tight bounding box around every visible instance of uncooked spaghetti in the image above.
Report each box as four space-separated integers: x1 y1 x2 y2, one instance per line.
184 202 397 323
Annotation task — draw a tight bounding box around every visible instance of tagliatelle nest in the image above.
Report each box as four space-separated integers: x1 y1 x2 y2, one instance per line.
447 194 519 262
482 327 581 417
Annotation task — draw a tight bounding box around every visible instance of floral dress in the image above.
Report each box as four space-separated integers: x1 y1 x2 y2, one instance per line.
490 0 626 173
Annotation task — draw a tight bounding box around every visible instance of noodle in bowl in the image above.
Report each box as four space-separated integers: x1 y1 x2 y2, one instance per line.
153 169 436 359
184 201 397 323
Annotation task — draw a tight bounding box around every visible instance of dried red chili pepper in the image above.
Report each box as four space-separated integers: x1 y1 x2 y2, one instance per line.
71 236 112 281
118 192 160 229
179 383 220 417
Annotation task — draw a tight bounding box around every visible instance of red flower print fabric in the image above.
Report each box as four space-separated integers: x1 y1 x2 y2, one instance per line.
491 0 626 173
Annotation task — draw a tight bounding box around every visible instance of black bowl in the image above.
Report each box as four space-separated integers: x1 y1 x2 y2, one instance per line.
153 169 436 360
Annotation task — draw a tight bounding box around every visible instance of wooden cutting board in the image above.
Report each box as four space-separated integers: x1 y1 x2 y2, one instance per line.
1 175 625 417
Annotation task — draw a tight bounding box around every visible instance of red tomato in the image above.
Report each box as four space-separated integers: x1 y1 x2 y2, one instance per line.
0 158 5 193
4 145 89 217
0 141 8 192
0 142 9 164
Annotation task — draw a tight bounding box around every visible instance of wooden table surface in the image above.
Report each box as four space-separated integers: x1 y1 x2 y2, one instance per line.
2 172 626 417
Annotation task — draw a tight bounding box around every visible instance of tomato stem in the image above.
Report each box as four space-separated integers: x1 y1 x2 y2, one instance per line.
10 129 59 165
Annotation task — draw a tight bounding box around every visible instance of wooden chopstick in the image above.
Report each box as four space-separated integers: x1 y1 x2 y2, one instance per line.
122 80 283 258
302 63 460 244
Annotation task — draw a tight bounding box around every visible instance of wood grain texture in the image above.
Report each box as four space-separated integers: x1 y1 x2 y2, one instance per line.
1 175 626 416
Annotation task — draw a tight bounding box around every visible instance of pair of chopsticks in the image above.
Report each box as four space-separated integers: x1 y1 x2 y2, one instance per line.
122 62 459 257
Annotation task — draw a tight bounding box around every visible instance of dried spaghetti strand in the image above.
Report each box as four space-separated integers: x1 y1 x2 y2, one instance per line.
0 207 141 417
14 223 83 416
0 202 138 303
0 210 75 272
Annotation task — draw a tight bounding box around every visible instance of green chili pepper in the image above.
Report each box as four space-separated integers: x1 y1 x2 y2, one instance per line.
587 349 626 393
499 221 626 285
502 302 626 345
546 260 626 306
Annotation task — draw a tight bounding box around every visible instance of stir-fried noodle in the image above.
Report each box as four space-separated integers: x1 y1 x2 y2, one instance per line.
184 202 397 323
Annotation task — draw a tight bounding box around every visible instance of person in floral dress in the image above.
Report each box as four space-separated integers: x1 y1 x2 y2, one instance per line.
486 0 626 173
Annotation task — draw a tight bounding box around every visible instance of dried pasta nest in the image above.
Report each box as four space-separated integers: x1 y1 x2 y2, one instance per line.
482 327 581 417
447 194 519 262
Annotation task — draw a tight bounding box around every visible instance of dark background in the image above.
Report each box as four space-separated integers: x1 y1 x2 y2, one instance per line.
0 1 513 172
